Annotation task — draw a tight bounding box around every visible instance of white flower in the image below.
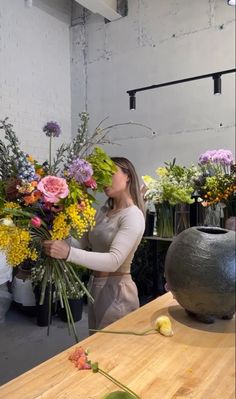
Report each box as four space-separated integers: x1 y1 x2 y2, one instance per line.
0 218 15 227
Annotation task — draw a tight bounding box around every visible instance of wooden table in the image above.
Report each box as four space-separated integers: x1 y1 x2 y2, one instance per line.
0 293 235 399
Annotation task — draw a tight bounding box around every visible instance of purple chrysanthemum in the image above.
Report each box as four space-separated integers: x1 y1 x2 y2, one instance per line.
212 149 234 166
67 158 93 183
43 121 61 137
199 150 216 165
199 149 233 166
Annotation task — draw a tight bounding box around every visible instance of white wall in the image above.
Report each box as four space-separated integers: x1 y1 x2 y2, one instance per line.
71 0 235 177
0 0 72 163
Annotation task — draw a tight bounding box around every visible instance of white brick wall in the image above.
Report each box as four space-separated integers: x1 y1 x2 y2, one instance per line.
0 0 72 163
0 1 235 173
71 0 235 176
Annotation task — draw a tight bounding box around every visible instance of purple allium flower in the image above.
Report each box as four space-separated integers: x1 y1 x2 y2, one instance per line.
43 121 61 137
67 158 93 183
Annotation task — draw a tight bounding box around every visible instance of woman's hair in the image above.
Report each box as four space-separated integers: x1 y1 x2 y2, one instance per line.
110 157 145 215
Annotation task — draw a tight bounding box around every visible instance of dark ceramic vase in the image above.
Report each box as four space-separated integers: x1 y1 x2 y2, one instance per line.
165 226 236 323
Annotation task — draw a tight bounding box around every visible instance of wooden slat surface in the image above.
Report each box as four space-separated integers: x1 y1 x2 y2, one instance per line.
0 292 235 399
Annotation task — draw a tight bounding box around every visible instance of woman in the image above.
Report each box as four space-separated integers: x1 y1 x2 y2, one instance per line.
43 157 145 330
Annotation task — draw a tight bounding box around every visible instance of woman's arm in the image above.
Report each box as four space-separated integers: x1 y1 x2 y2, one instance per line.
43 209 145 272
67 209 145 272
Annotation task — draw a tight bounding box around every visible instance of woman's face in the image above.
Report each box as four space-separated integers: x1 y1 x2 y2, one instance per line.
103 166 129 198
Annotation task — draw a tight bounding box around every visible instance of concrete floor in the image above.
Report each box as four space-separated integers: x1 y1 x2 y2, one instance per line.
0 302 89 386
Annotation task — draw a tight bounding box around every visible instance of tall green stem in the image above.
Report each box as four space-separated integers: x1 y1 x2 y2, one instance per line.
89 328 156 336
49 134 52 174
97 367 141 399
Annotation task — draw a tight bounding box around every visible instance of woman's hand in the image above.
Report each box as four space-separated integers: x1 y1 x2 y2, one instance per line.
43 240 70 260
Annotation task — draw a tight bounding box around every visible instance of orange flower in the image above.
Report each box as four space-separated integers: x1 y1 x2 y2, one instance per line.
24 191 41 205
26 155 34 163
69 347 91 370
31 181 38 187
36 168 44 176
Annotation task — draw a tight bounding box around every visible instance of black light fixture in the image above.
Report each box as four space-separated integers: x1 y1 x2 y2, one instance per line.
213 74 222 95
227 0 236 5
127 68 236 109
129 92 136 110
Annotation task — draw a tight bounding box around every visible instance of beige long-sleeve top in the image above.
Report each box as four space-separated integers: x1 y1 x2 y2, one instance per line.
67 204 145 273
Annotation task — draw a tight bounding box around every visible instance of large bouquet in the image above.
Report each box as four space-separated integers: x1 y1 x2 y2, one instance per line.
0 113 117 341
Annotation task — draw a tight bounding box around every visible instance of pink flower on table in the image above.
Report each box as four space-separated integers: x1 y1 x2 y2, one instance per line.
37 176 69 203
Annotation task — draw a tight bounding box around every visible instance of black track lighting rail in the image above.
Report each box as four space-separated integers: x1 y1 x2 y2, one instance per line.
127 68 236 109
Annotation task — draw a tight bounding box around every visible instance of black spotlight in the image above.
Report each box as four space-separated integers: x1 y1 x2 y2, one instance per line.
129 92 136 110
213 74 222 95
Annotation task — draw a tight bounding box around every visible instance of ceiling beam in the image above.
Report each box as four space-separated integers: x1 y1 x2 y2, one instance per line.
74 0 122 21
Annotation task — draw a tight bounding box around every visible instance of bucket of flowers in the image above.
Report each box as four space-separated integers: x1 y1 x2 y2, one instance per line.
194 149 236 227
142 159 198 237
0 112 118 341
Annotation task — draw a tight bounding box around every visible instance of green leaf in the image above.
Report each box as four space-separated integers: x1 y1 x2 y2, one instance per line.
101 392 138 399
91 362 99 373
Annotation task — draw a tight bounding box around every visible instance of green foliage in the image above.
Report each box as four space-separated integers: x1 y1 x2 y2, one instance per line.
0 181 6 207
0 118 23 179
88 147 117 191
143 160 197 206
65 179 85 205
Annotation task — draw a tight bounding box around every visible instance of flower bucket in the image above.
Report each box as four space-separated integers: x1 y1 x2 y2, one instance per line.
174 203 190 235
144 210 155 236
59 298 83 323
155 202 174 238
12 265 36 317
34 284 55 327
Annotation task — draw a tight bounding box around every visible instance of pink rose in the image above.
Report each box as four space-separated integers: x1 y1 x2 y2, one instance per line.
31 216 42 228
37 175 69 203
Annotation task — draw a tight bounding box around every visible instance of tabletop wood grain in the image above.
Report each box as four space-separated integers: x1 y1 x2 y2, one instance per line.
0 292 235 399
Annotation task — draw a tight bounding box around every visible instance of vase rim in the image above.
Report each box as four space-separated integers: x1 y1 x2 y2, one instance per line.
196 226 229 235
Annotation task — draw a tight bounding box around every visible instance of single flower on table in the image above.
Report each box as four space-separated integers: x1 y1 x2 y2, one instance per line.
0 114 116 341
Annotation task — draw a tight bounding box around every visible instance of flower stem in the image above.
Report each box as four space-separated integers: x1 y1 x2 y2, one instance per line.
89 328 156 336
67 262 94 303
98 367 141 399
47 267 53 337
49 135 52 174
53 259 79 343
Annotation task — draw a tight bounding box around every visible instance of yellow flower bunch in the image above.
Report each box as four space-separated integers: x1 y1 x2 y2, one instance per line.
4 201 21 209
0 224 37 266
80 199 96 227
51 212 71 240
51 199 96 240
156 167 168 177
